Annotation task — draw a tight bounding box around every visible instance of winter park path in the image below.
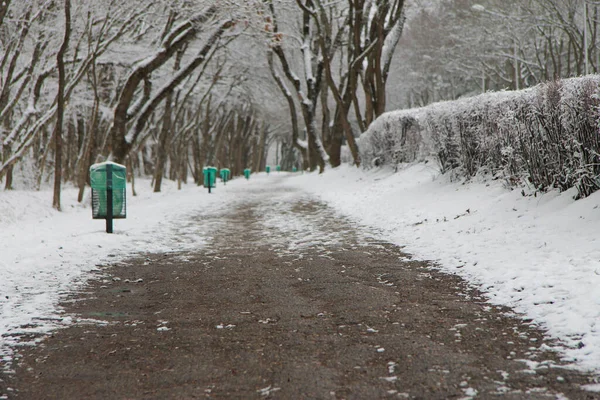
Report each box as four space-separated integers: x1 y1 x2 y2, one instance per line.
1 177 598 399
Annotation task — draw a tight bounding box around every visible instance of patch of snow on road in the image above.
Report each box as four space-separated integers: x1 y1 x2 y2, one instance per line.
258 193 346 254
582 383 600 392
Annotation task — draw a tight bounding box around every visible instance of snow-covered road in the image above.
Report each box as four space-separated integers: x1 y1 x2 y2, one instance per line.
1 165 600 387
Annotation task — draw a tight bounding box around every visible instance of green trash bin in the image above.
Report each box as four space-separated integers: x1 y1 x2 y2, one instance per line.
90 161 126 233
292 166 297 173
204 166 217 193
243 168 251 180
276 165 281 172
220 168 231 185
266 165 271 174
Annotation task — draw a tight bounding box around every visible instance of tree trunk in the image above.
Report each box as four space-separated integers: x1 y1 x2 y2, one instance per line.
153 91 174 192
254 124 267 173
64 118 75 182
191 132 201 185
0 0 11 28
3 111 13 190
52 0 71 211
3 164 13 190
328 124 344 167
127 156 137 196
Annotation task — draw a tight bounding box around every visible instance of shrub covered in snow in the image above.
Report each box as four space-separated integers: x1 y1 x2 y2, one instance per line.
360 76 600 198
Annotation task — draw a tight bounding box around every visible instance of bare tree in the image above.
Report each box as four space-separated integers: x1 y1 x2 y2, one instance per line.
267 50 308 168
267 0 328 172
109 9 237 166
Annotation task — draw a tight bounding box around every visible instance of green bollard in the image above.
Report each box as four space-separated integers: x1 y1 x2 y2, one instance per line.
244 168 251 180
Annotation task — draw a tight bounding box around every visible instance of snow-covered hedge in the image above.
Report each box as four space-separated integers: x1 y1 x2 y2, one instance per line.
360 76 600 198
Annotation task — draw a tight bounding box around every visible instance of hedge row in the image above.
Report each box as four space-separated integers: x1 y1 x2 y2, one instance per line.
360 76 600 198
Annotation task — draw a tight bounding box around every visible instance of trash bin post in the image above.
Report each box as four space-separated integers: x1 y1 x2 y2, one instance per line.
106 163 113 233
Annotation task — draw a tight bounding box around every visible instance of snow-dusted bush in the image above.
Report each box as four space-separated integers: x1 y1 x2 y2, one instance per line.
360 76 600 198
359 112 424 168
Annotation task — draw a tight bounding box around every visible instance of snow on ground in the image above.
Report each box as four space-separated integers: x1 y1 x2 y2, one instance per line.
285 163 600 373
0 176 257 367
2 164 600 377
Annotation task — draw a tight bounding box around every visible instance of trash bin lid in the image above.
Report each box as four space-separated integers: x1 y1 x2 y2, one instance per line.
90 161 127 190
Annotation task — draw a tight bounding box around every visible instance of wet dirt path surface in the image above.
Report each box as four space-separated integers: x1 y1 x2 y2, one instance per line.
1 179 598 399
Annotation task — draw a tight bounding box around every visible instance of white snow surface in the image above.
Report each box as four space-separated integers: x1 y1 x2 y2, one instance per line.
285 163 600 373
2 164 600 378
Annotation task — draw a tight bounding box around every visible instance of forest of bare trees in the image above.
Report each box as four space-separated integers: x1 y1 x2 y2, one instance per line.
392 0 600 108
0 0 409 208
0 0 276 210
1 0 599 208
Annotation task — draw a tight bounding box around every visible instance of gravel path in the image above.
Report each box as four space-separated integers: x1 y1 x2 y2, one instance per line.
1 179 597 399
